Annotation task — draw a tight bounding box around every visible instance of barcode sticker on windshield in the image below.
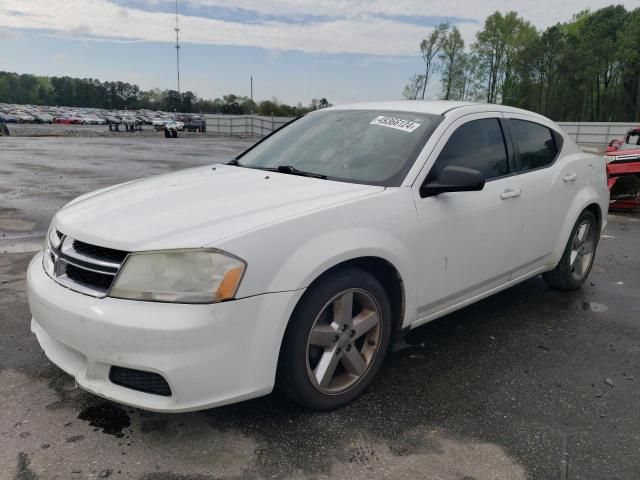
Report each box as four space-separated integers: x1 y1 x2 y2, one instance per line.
370 116 421 133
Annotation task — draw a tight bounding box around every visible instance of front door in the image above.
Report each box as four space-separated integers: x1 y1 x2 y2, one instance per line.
412 114 523 324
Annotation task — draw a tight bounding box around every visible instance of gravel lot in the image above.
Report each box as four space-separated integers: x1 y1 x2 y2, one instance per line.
5 122 212 138
1 134 639 479
0 134 254 254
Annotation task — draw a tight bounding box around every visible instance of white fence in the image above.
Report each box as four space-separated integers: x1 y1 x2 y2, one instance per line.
557 122 638 145
203 114 292 137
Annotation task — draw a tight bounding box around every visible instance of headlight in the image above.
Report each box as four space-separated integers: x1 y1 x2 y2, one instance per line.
109 249 246 304
43 225 61 276
47 225 62 249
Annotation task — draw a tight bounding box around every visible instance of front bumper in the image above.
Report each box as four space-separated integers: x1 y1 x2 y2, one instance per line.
27 252 303 412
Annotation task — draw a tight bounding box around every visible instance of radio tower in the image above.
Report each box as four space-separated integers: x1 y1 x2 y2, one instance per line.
174 0 181 94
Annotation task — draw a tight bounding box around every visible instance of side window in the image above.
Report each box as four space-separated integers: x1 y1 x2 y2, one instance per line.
510 120 559 171
433 118 509 180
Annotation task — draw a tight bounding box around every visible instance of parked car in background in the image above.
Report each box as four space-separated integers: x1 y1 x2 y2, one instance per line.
153 117 175 130
605 127 640 210
184 115 207 133
137 115 153 125
28 101 608 412
54 116 74 125
13 111 35 123
0 113 17 123
81 115 106 125
0 103 199 131
33 113 54 124
121 115 141 126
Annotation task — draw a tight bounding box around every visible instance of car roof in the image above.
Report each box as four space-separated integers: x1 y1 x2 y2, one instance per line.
327 100 474 115
326 100 551 120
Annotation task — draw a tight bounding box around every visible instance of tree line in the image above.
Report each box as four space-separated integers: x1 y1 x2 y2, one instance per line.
0 71 330 116
403 5 640 122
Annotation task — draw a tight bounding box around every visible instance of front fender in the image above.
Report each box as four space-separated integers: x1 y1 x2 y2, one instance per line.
219 189 419 328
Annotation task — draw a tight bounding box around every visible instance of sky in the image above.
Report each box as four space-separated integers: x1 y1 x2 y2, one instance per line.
0 0 637 105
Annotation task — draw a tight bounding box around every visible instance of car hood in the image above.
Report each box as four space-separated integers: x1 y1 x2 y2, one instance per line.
54 164 384 251
606 147 640 158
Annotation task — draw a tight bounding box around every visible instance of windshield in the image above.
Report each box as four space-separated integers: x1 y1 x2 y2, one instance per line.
235 109 442 186
620 132 640 150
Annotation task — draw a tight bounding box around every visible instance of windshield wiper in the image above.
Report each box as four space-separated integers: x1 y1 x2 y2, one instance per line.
227 161 327 179
275 165 327 179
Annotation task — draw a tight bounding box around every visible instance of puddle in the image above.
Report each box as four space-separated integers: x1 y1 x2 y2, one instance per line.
78 403 131 438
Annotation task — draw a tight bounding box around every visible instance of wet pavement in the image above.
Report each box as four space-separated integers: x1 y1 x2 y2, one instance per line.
0 135 254 253
1 136 640 479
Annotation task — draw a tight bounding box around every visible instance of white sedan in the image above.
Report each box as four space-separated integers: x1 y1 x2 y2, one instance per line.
27 101 609 411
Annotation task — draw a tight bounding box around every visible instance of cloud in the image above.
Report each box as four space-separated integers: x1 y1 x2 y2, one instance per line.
0 0 639 56
178 0 638 28
0 26 22 39
0 1 430 55
52 52 71 63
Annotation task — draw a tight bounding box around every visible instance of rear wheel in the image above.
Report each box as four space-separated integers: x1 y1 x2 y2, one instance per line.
543 210 598 290
278 268 391 410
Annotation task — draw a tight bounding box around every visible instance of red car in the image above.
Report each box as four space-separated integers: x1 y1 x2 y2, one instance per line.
605 128 640 210
55 117 74 124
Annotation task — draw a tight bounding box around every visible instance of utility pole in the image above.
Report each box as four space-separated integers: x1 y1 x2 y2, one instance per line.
175 0 181 94
250 76 253 114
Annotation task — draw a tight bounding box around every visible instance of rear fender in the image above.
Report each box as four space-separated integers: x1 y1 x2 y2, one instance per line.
550 186 605 265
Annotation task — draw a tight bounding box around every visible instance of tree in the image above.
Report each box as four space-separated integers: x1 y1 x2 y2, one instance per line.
439 26 465 100
619 8 640 120
181 91 197 113
0 71 330 116
164 90 182 112
419 23 449 99
472 11 534 103
402 74 425 100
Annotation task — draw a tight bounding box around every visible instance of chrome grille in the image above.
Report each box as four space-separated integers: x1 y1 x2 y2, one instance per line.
44 230 129 297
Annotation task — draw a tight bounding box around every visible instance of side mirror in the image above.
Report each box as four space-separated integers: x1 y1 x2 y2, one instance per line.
420 165 485 197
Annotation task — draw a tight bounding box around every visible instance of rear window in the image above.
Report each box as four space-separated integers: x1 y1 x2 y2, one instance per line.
510 120 559 171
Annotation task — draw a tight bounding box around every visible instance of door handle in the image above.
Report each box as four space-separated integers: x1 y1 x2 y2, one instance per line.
500 188 522 200
563 173 577 182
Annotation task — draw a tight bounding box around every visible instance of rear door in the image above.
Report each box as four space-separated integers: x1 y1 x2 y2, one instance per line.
412 114 523 322
503 116 574 277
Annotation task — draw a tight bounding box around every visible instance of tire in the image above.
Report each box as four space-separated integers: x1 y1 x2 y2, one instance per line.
543 210 598 290
278 267 392 410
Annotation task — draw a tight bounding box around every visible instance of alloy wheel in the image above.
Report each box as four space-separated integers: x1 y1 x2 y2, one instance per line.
305 288 382 395
570 221 596 282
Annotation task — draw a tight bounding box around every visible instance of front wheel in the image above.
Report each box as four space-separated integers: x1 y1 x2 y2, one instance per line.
543 210 598 290
278 268 391 410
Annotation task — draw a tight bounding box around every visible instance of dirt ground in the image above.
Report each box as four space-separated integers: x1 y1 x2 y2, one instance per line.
1 135 639 479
